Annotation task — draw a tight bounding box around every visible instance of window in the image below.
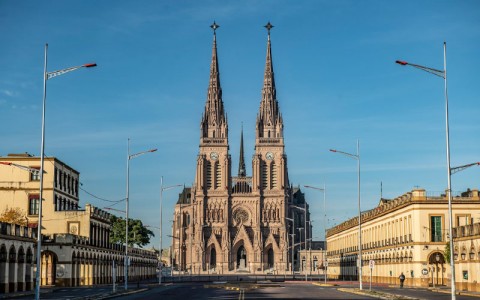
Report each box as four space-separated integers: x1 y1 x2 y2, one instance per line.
261 161 268 189
29 194 40 215
206 161 212 189
271 162 277 189
430 216 442 242
30 167 40 181
214 162 221 189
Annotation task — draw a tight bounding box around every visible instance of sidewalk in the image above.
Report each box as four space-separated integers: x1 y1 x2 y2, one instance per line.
317 280 480 299
0 282 153 299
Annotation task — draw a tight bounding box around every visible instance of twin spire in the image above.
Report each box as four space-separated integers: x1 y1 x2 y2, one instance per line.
257 21 283 139
200 21 227 140
201 21 283 174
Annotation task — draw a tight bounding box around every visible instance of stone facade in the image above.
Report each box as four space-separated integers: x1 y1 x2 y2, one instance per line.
326 188 480 289
170 23 310 275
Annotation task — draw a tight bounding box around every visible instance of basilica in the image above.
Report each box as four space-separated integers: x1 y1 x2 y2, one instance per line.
171 22 311 275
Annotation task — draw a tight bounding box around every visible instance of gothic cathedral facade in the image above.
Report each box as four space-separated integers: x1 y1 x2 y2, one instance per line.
171 23 310 275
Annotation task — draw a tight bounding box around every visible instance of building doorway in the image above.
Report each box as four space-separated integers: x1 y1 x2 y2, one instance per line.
210 248 216 270
236 245 247 270
267 248 274 269
42 251 58 286
428 252 445 286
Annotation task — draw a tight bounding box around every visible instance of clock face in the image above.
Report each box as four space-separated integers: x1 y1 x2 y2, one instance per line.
210 152 219 160
266 152 274 160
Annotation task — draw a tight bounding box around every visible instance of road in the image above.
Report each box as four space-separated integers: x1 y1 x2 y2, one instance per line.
114 282 376 300
8 282 479 299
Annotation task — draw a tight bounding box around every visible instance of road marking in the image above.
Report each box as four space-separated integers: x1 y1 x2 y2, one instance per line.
238 288 245 300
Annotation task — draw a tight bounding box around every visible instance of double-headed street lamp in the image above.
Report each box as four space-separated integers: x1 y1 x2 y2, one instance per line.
330 140 362 290
36 44 96 300
125 139 157 291
159 176 182 284
304 184 327 283
396 42 456 299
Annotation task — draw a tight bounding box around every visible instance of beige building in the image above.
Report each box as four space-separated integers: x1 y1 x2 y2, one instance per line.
298 241 327 277
452 221 480 292
326 188 480 289
0 153 157 288
170 23 310 275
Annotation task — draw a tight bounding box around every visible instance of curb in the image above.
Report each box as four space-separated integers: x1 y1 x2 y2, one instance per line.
337 288 420 300
312 282 337 287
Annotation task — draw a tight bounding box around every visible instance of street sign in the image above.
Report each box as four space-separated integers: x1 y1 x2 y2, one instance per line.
369 259 375 269
422 268 428 275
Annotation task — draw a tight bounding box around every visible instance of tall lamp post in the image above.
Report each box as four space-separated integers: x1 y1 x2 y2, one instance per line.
291 204 308 281
396 42 456 299
297 227 305 280
304 184 327 283
125 140 157 291
159 176 182 284
285 217 295 275
330 140 362 290
36 44 96 300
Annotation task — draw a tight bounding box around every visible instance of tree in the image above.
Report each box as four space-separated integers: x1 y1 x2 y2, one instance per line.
109 215 154 248
444 241 451 264
0 207 27 226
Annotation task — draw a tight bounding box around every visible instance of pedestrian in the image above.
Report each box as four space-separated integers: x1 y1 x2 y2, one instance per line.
399 272 405 288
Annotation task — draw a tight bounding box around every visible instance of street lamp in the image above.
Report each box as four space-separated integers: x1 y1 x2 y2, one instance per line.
167 234 179 275
291 203 308 281
125 139 157 291
450 162 480 175
304 184 327 283
159 176 182 284
36 44 96 300
396 42 455 299
285 217 295 275
330 140 362 290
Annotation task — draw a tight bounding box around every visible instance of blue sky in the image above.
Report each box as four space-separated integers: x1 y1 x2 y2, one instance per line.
1 0 479 248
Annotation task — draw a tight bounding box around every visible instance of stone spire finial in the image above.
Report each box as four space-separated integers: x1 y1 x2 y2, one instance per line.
238 123 246 177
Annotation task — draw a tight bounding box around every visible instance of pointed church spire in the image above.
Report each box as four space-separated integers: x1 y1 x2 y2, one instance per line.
256 22 283 140
238 123 246 177
201 21 228 140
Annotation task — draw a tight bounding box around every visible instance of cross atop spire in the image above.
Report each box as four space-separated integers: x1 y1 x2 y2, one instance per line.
211 21 220 36
264 21 274 38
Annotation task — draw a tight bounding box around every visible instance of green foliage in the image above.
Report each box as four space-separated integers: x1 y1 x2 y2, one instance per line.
444 241 451 265
0 207 27 226
109 215 154 248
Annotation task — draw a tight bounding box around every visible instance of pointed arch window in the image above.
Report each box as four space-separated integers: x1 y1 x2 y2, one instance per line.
261 161 268 190
271 162 277 189
214 162 221 189
206 161 212 189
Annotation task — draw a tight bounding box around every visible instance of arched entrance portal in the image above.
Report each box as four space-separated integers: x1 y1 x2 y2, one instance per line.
267 248 274 269
42 251 58 286
210 248 216 270
428 252 445 286
236 246 247 270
